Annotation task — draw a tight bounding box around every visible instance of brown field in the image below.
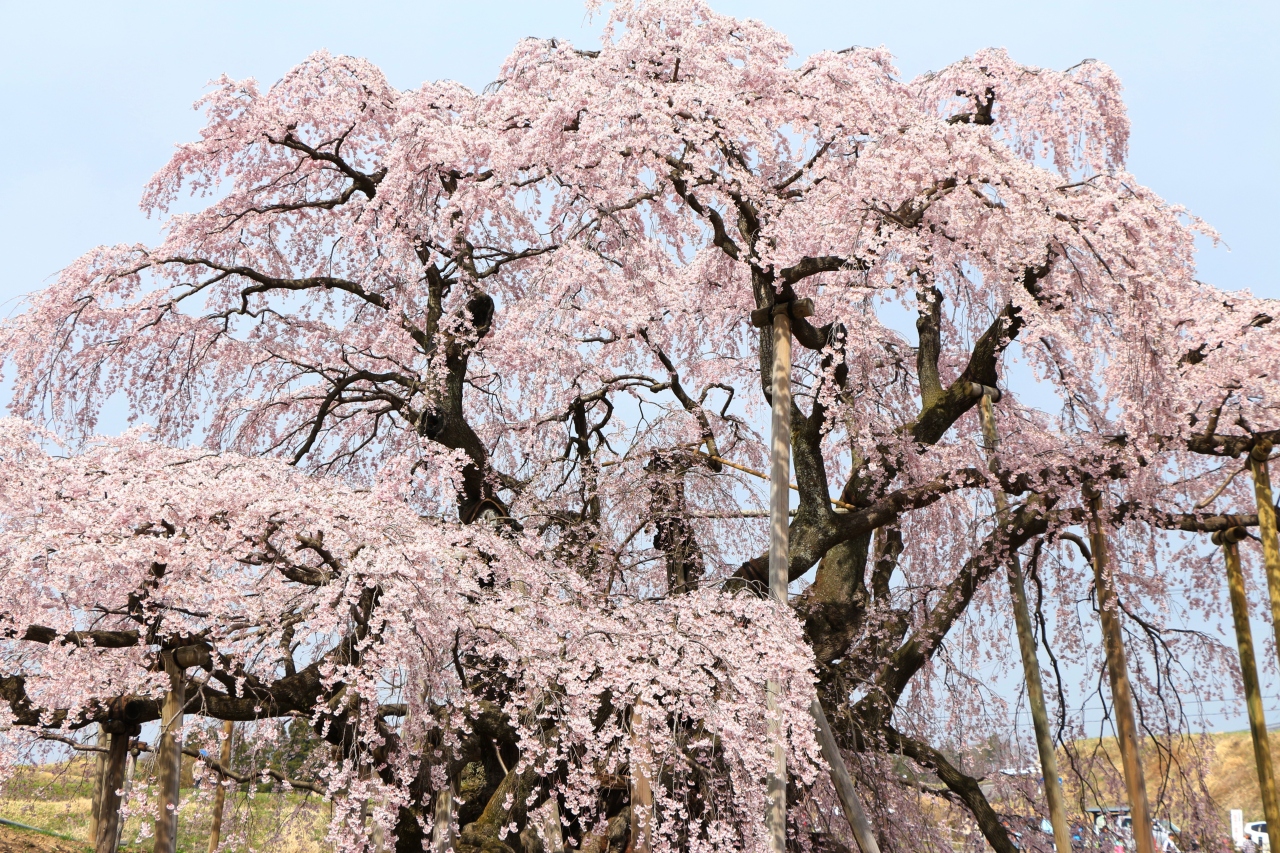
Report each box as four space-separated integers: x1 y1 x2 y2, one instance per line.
1 730 1276 851
0 756 328 853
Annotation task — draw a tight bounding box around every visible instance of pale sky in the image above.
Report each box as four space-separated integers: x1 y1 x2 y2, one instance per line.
1 0 1277 736
1 0 1274 306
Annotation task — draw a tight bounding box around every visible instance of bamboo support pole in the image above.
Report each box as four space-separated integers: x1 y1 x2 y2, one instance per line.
1086 487 1155 853
153 654 187 853
765 305 792 853
975 389 1072 853
207 720 234 853
1215 526 1280 839
1249 441 1280 671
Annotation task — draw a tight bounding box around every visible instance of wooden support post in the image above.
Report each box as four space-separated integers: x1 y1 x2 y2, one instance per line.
117 744 136 850
630 701 654 853
975 389 1072 853
1085 486 1155 853
431 787 456 853
207 719 234 853
96 729 131 853
89 724 108 845
154 653 187 853
766 303 794 853
809 701 880 853
1249 441 1280 670
540 800 565 853
1216 526 1280 840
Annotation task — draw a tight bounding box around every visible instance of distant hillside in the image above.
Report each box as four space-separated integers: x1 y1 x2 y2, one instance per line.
1056 729 1272 829
1199 729 1271 821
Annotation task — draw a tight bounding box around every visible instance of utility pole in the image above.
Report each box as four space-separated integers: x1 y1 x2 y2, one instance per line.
1214 526 1280 840
972 385 1072 853
1085 485 1154 853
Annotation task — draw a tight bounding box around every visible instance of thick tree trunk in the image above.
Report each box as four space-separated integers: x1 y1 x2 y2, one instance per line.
95 731 130 853
977 391 1072 853
766 307 792 853
207 719 234 853
154 654 186 853
1087 489 1155 853
1218 529 1280 842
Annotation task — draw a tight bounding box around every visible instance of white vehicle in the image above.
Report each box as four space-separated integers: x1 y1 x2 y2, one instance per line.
1245 820 1269 850
1114 816 1181 852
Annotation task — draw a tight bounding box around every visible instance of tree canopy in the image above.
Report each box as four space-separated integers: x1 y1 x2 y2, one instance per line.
1 2 1277 852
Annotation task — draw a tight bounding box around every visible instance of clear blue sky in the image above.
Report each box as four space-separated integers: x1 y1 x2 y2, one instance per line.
1 0 1277 736
0 0 1275 306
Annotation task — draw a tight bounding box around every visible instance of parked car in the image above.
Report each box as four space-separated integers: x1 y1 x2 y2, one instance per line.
1245 820 1268 849
1114 816 1182 851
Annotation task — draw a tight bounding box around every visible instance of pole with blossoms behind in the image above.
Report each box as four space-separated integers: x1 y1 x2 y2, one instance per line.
2 2 1279 851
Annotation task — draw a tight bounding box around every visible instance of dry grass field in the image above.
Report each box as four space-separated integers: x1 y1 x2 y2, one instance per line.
0 755 328 853
1 730 1276 852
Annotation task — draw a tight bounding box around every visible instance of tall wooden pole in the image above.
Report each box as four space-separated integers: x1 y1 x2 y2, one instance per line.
1248 441 1280 666
809 701 880 853
89 724 109 845
974 388 1073 853
431 787 456 853
765 303 792 853
154 653 186 853
1085 487 1155 853
95 729 131 853
207 720 235 853
117 744 136 851
1215 526 1280 838
630 700 654 853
